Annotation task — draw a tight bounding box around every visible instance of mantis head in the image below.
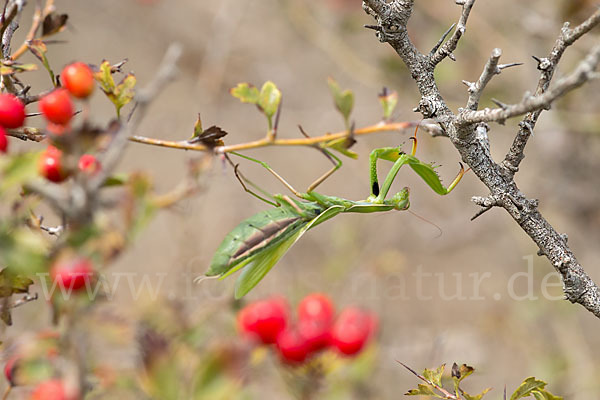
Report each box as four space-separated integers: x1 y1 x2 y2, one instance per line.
390 187 410 210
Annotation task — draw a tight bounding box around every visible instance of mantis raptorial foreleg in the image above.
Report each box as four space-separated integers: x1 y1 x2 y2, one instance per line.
368 125 464 199
224 154 280 206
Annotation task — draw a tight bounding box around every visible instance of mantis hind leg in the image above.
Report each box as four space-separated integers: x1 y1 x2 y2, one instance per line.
229 151 305 199
224 154 280 206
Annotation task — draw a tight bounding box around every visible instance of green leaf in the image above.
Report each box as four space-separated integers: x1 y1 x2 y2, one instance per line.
531 389 563 400
112 73 136 116
94 60 116 93
0 62 38 75
191 114 203 139
406 384 438 397
463 387 492 400
378 88 398 120
322 137 358 159
510 377 547 400
102 174 129 187
94 61 136 117
230 83 260 104
0 227 48 276
258 81 282 121
0 151 42 194
0 268 35 297
27 39 54 85
327 77 354 127
423 364 445 387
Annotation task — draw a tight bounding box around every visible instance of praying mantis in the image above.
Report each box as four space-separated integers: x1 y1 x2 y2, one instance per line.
204 127 464 298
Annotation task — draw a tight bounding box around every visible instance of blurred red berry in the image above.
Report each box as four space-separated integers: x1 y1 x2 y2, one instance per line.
298 293 334 324
0 126 8 153
30 379 70 400
276 327 310 364
61 62 95 99
0 93 25 129
330 307 377 356
46 122 71 136
50 257 94 292
237 297 288 344
39 88 73 125
39 146 67 183
4 356 19 386
298 318 331 353
78 154 101 175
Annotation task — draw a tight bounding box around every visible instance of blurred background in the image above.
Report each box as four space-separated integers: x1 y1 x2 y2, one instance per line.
6 0 600 398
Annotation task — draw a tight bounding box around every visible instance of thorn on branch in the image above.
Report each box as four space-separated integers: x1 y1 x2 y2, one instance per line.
430 23 456 55
364 24 382 32
498 62 523 70
491 98 508 109
532 55 551 70
471 205 492 221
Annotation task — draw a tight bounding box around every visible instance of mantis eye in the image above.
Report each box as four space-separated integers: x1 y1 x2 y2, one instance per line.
372 182 380 196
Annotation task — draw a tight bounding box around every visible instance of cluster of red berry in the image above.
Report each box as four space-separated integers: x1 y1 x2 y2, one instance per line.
237 293 378 364
38 62 99 182
0 62 100 180
0 93 26 153
3 332 78 400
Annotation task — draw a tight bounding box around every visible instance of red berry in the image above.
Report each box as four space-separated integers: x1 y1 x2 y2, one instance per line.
298 293 334 324
0 93 25 129
39 88 73 125
50 257 94 292
237 297 288 344
78 154 101 175
39 146 67 183
30 379 69 400
0 126 8 153
61 62 95 99
330 307 377 356
46 122 71 136
276 327 310 364
298 319 331 353
4 357 19 386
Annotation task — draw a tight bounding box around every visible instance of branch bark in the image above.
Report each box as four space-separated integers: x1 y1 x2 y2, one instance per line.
362 0 600 318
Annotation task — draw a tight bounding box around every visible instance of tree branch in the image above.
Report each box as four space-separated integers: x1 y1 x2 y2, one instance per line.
364 1 600 318
457 44 600 125
430 0 476 66
502 8 600 174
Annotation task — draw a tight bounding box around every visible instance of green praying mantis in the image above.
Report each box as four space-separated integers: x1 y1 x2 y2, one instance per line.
203 127 464 298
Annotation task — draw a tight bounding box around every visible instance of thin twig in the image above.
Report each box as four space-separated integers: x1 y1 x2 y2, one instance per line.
130 121 414 153
430 0 476 66
397 361 458 400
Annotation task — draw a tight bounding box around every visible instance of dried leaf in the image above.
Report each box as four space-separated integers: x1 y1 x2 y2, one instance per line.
42 13 69 36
